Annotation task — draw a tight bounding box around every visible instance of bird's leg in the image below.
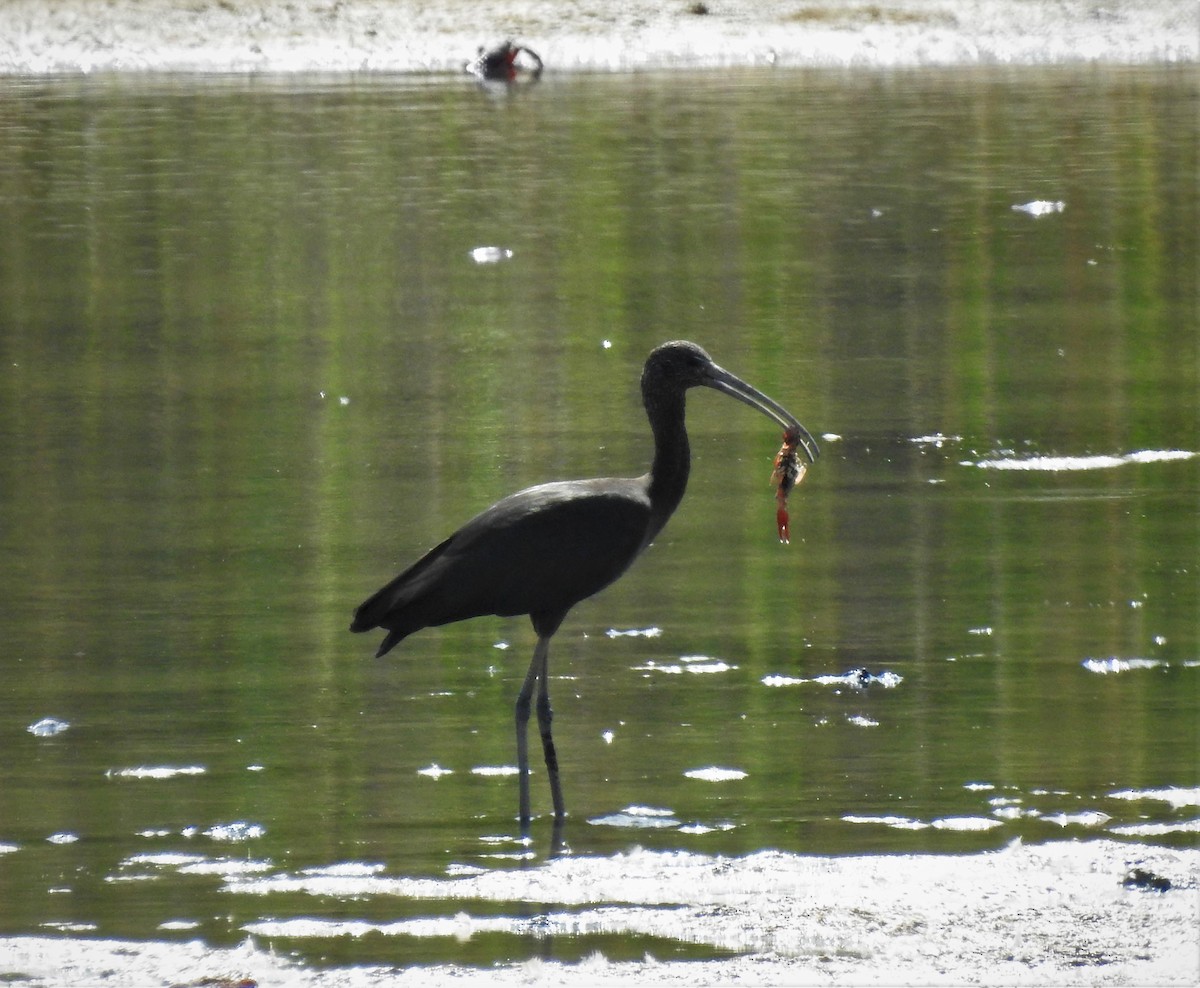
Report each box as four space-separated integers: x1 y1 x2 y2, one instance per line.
534 636 566 820
515 643 541 826
515 634 566 826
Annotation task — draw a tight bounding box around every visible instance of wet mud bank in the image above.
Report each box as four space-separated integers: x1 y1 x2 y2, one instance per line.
3 839 1197 985
0 0 1195 73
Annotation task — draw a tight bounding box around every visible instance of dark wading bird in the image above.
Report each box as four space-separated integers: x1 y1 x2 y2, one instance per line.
350 341 819 826
466 40 544 82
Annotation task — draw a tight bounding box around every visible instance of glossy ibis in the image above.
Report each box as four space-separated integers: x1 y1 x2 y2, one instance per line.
466 40 544 81
350 340 818 824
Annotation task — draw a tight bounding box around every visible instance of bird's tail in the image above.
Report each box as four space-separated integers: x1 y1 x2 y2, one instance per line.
350 536 454 656
373 629 405 658
350 573 414 634
349 595 385 634
350 570 429 656
349 597 413 658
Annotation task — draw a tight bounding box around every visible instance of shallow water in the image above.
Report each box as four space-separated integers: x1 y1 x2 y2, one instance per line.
0 64 1197 972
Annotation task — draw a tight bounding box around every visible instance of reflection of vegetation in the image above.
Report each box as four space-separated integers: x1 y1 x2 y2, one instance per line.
0 68 1195 873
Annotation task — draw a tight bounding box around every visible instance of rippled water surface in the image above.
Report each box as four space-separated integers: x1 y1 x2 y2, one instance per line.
0 65 1197 970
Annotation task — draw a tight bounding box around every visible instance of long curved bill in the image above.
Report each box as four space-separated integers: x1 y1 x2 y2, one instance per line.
703 363 820 464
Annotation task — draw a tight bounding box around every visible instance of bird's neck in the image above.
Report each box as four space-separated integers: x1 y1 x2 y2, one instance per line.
645 389 690 532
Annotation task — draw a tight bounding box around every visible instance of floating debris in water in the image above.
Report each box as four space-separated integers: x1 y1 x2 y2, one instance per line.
1110 819 1200 837
40 920 96 933
47 832 79 844
990 803 1030 821
1109 786 1200 809
468 246 513 264
843 814 929 830
1042 810 1111 828
479 834 531 848
932 816 1004 831
634 655 735 675
203 822 265 843
126 852 209 868
107 765 207 780
846 714 879 728
417 763 454 779
762 668 902 690
910 433 962 449
445 862 487 877
679 821 737 835
843 814 1002 832
156 920 200 931
0 842 19 854
973 448 1195 471
27 717 70 737
300 861 386 878
1012 199 1065 216
470 765 519 776
589 805 681 829
1081 657 1163 675
178 857 274 877
606 626 662 638
684 767 747 782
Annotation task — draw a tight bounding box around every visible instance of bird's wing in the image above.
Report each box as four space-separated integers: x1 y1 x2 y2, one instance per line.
349 533 454 633
355 478 654 637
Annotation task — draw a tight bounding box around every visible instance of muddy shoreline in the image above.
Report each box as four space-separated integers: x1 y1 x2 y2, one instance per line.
0 0 1195 74
3 839 1198 986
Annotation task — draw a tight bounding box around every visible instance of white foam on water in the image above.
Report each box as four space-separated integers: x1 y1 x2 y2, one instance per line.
684 767 747 782
107 766 207 780
975 449 1195 471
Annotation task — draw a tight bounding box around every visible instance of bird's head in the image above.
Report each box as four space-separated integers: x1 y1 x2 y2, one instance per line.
642 340 718 389
643 340 819 463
